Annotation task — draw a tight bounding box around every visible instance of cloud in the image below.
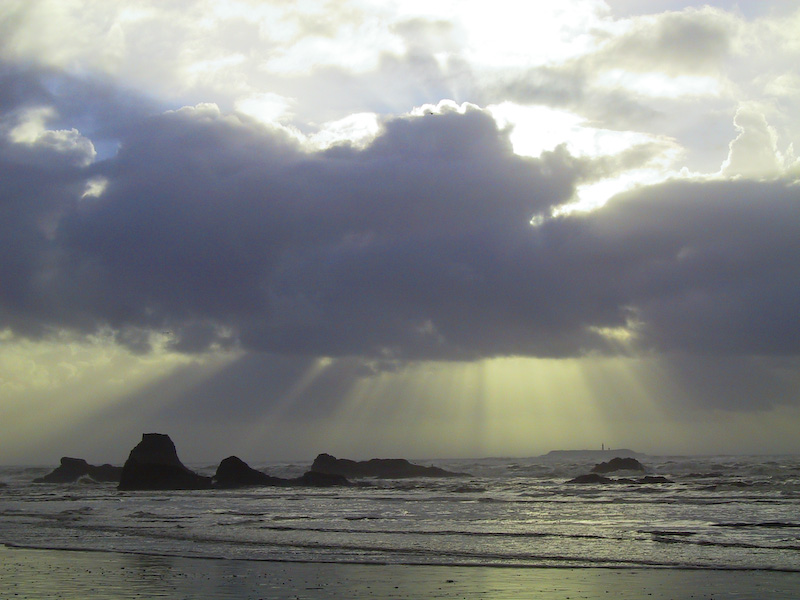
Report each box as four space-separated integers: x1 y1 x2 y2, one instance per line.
0 0 456 122
721 103 784 177
6 106 96 166
554 177 800 356
55 103 591 358
492 6 741 124
596 7 737 76
0 3 798 366
2 76 798 364
492 6 800 152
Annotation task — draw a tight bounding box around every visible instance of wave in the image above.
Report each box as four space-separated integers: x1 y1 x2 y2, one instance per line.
5 540 799 572
4 456 800 573
254 524 608 541
647 532 800 552
125 511 194 522
712 521 800 529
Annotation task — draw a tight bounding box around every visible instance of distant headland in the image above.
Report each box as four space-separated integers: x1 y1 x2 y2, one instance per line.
542 448 643 459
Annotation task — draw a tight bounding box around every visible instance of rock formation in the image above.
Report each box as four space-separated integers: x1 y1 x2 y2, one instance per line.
40 435 355 491
294 470 350 487
118 433 212 490
591 457 646 473
213 456 283 488
311 453 467 478
213 456 349 488
34 457 122 484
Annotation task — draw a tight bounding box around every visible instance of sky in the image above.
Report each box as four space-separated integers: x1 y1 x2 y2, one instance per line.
1 0 799 465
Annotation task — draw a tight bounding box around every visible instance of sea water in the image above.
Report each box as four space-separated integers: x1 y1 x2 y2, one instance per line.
1 455 798 571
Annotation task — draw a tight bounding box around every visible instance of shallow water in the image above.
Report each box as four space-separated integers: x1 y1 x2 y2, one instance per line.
4 545 800 600
1 454 799 571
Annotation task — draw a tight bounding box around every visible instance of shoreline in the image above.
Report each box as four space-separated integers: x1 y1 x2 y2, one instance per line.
3 544 800 599
4 541 800 573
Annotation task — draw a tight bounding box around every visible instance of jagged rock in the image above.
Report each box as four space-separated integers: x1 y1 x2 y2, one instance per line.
213 456 282 488
34 457 122 484
118 433 211 491
567 473 613 484
311 453 467 479
591 457 646 474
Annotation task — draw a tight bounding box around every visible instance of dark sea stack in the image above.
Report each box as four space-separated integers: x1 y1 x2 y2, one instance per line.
295 470 350 487
591 457 646 474
88 463 124 482
311 453 467 478
33 457 123 484
34 457 87 483
213 456 280 489
118 433 211 491
212 457 351 488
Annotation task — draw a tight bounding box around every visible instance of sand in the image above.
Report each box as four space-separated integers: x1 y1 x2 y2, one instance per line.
2 544 798 599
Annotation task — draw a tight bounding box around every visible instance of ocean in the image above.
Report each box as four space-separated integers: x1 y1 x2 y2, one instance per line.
1 454 799 572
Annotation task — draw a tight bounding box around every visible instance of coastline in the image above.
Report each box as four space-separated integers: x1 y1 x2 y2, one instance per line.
3 544 799 599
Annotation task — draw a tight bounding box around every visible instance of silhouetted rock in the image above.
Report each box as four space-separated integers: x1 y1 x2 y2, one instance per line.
213 456 282 488
118 433 211 491
311 453 467 478
567 473 613 484
295 470 350 487
34 457 123 484
591 457 645 473
213 456 350 488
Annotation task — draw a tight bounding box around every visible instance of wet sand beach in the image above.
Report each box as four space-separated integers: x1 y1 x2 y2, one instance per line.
2 544 799 599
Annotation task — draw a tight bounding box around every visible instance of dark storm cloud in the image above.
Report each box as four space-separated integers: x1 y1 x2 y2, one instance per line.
544 179 800 356
0 65 162 337
51 102 592 358
1 71 799 361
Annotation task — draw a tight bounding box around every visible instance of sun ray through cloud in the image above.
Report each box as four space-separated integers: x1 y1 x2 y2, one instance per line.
0 0 799 464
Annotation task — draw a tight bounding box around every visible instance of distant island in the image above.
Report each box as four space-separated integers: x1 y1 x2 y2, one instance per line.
542 449 643 459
